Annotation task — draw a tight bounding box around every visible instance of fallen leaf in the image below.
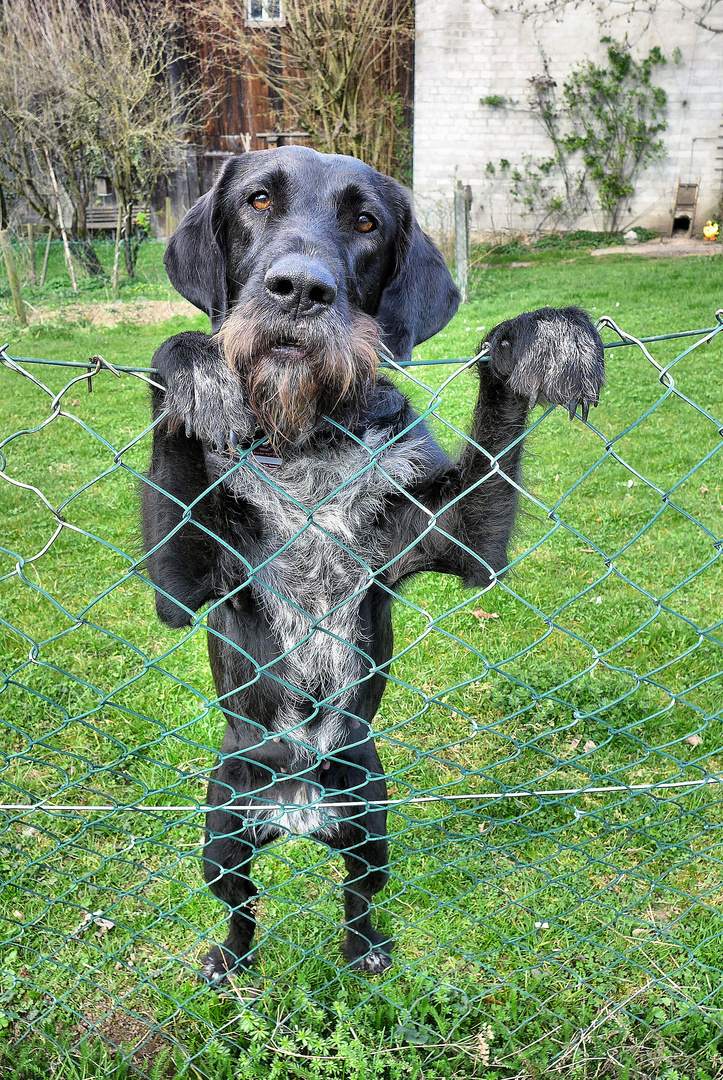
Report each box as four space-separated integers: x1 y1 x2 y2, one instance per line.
473 609 499 621
93 916 115 935
700 486 709 494
579 547 596 553
71 909 115 938
583 739 597 753
632 928 650 937
685 734 703 747
570 738 581 751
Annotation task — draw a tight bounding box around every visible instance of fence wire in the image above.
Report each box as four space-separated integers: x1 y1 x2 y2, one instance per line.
0 313 722 1079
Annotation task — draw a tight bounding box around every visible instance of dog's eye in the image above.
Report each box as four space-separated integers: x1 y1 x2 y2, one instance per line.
251 192 271 211
355 214 375 233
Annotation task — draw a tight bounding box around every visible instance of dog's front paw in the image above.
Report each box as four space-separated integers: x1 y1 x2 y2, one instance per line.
485 306 604 421
200 944 255 986
153 333 253 449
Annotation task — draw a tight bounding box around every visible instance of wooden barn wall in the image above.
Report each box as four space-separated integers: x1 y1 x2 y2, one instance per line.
178 4 415 193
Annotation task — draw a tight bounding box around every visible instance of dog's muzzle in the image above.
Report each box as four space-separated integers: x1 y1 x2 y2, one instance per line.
217 282 380 446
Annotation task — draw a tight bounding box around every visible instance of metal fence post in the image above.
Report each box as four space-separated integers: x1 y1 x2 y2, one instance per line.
454 182 472 304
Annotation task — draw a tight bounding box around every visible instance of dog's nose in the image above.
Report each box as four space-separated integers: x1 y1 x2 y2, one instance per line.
264 255 337 316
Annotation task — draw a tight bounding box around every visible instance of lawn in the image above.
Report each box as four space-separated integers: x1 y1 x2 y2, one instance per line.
0 239 722 1079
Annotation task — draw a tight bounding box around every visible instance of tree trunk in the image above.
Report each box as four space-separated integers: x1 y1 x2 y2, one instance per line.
39 225 54 288
0 229 27 326
45 148 78 293
70 198 106 277
123 202 136 279
26 224 37 285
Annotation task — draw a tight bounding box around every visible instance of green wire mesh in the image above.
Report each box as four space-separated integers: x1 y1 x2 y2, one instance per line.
0 313 722 1078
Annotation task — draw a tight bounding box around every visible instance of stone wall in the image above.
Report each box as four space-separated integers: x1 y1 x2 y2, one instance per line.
413 0 723 237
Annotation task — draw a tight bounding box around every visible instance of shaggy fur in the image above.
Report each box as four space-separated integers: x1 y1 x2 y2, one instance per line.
142 146 604 982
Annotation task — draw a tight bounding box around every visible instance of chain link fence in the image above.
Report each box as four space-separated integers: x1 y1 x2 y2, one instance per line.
0 313 722 1079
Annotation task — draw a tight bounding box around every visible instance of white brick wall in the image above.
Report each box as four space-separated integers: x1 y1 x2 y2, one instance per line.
413 0 723 236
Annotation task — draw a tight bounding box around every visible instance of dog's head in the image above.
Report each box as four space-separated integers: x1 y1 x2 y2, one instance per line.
164 146 459 442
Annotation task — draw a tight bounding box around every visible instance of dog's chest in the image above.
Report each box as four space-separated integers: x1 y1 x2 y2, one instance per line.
213 432 426 684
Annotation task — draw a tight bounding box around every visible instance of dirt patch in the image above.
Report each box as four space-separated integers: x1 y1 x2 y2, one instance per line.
67 1008 177 1069
592 237 722 258
99 1011 176 1067
15 298 200 329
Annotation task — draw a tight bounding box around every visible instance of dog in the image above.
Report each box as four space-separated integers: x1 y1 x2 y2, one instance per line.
142 145 604 982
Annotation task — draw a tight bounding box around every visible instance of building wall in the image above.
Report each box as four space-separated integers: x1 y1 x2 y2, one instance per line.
413 0 723 237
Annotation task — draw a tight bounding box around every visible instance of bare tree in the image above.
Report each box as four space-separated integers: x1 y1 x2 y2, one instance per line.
0 0 200 281
83 1 201 277
0 0 106 274
196 0 414 178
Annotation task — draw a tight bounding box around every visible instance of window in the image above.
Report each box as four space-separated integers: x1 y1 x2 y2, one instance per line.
247 0 283 24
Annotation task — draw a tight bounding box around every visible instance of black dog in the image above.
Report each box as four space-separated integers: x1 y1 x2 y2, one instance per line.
142 146 604 981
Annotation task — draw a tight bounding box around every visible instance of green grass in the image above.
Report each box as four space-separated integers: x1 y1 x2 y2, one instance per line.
0 244 722 1078
0 236 178 312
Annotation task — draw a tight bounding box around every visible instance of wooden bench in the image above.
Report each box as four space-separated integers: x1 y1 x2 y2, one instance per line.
86 205 150 233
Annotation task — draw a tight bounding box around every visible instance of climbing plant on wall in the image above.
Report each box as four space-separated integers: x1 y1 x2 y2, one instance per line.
554 39 668 231
482 39 668 232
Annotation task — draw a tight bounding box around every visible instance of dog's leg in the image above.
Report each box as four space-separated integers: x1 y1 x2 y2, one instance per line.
390 306 604 586
142 397 221 628
341 835 392 974
150 331 252 449
327 806 393 974
458 306 604 584
201 807 266 984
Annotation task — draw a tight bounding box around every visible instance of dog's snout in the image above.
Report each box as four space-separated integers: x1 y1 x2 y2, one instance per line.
264 255 337 316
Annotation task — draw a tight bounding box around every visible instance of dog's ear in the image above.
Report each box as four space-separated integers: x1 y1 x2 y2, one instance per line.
163 186 228 332
376 211 460 363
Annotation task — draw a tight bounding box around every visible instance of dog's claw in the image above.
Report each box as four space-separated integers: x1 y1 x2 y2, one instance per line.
581 402 590 423
568 399 577 421
528 391 539 411
185 417 192 438
229 430 238 451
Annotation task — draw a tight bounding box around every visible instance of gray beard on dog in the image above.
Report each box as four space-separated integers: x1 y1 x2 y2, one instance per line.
217 303 380 447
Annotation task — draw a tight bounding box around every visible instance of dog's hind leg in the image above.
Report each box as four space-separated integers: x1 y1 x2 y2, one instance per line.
329 810 393 974
201 807 272 984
